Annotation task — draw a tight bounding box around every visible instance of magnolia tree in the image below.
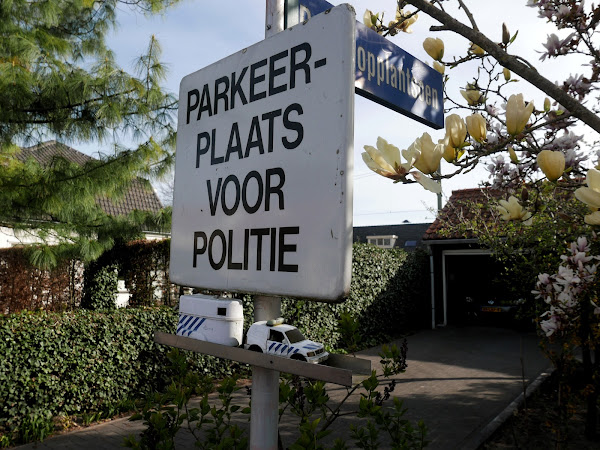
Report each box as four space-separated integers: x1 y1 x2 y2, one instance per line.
360 0 600 438
533 236 600 437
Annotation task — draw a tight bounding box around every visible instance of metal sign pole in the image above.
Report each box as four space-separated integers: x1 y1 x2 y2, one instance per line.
249 7 285 448
250 295 281 449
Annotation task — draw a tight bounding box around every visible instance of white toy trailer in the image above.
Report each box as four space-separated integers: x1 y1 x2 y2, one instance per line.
177 294 244 346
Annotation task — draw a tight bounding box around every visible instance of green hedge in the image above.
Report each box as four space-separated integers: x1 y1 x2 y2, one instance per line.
282 244 430 349
81 263 118 310
0 308 246 446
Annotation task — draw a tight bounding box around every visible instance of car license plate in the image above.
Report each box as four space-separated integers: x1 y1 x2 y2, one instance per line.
481 306 502 312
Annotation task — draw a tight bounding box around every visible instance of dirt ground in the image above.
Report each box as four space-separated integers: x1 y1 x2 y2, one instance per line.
479 372 600 450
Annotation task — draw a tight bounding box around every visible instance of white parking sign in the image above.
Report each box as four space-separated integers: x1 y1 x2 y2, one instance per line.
170 5 355 301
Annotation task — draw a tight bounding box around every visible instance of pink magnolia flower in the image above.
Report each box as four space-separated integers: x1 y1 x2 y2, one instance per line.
540 312 561 337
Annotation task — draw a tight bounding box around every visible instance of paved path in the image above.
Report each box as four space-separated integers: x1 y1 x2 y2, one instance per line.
15 326 550 449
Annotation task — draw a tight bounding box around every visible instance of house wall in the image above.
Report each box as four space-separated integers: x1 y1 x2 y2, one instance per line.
1 227 169 249
0 227 63 248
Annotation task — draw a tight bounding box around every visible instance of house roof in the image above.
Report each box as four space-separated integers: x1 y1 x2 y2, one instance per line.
17 141 163 216
353 223 432 250
423 187 504 241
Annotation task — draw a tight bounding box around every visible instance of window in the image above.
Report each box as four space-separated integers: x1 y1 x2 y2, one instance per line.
217 307 226 316
269 330 285 342
366 235 398 249
285 328 306 343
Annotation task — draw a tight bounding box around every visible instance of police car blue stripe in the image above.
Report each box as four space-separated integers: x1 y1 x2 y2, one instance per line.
176 315 190 334
188 318 206 336
274 344 282 352
293 349 299 354
281 345 287 354
269 342 276 351
187 317 199 330
287 347 294 354
182 315 194 328
181 318 198 336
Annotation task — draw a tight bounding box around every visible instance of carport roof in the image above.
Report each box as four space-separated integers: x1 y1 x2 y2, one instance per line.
353 223 432 250
424 187 505 242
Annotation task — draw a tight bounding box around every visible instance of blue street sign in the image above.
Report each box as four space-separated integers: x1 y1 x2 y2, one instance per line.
290 0 444 129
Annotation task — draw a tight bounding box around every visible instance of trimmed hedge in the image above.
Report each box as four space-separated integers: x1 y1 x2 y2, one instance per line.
0 308 247 445
81 263 118 310
282 244 430 349
0 247 83 313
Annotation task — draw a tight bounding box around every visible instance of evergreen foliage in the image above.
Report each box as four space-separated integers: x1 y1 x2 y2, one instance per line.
0 0 179 266
282 244 430 350
81 262 118 310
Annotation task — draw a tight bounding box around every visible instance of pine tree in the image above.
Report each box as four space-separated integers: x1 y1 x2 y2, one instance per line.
0 0 180 267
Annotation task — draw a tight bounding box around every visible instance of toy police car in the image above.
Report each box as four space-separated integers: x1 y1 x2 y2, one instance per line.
244 318 329 364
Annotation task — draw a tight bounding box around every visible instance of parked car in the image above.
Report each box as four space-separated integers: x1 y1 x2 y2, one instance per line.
463 296 530 329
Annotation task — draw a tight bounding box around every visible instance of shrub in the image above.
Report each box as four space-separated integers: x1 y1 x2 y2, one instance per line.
0 308 246 446
0 247 82 313
81 263 118 310
281 244 430 350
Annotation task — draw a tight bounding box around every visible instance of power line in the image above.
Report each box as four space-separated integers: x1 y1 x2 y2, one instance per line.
354 172 376 180
354 209 435 217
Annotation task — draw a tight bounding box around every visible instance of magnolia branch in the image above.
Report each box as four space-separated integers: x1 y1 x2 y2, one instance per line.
404 0 600 135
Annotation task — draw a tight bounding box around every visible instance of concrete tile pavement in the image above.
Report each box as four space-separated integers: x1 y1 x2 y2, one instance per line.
15 325 550 449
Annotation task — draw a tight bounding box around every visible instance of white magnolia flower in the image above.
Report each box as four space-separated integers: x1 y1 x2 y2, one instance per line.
506 94 534 135
362 137 408 180
465 113 487 143
395 8 418 33
445 114 467 148
537 150 565 182
423 37 444 61
575 168 600 224
362 136 441 194
412 132 444 175
496 196 533 225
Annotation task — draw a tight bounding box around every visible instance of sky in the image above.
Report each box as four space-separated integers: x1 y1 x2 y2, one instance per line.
77 0 583 226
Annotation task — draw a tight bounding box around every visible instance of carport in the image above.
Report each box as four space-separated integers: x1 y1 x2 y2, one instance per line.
423 188 510 328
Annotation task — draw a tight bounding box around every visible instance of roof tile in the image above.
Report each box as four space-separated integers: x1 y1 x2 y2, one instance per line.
423 187 505 241
17 141 162 216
